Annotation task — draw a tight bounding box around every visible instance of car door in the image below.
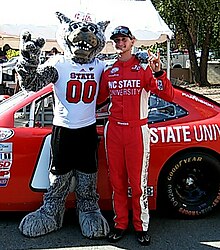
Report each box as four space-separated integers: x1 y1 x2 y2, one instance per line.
0 91 53 211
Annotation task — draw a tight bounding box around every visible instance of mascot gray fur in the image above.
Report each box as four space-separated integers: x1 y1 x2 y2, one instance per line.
17 12 110 238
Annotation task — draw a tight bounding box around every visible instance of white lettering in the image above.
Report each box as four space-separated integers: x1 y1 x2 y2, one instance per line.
110 88 141 96
150 127 159 143
108 81 117 89
203 124 213 141
150 123 220 144
182 93 214 108
173 126 182 142
194 125 203 142
157 127 167 143
212 124 217 140
167 127 176 142
108 79 141 89
182 125 191 142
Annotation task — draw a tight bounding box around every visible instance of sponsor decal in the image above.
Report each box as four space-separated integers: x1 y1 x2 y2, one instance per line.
110 67 119 74
157 79 164 90
182 92 214 108
0 179 9 187
0 143 13 187
0 128 14 141
0 143 12 153
131 65 141 71
150 123 220 143
128 186 154 198
167 156 202 182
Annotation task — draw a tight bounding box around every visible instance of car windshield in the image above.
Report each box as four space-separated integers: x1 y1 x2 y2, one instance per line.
0 89 34 113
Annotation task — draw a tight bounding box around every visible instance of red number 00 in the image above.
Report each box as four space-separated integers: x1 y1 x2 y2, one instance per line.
66 80 97 103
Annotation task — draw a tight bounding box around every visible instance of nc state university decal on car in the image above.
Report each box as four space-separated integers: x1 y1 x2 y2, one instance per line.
0 128 14 141
150 123 220 144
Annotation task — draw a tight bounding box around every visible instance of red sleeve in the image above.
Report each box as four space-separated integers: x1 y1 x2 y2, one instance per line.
97 71 110 105
145 67 174 102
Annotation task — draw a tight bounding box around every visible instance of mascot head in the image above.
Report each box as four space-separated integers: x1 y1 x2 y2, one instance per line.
56 12 109 64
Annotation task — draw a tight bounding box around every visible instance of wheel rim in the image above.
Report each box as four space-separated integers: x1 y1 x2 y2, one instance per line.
174 164 219 207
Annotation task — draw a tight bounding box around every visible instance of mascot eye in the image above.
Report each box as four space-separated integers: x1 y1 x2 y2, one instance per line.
72 23 80 29
88 25 96 33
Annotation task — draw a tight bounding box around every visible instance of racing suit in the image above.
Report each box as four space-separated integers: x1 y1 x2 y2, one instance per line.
98 55 174 232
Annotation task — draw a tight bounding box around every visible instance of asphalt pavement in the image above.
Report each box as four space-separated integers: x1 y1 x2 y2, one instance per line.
1 208 220 250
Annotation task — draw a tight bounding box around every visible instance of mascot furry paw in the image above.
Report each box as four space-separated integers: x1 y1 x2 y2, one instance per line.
17 11 110 239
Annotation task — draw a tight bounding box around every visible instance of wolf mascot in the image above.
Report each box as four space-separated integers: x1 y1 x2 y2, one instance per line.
17 12 110 239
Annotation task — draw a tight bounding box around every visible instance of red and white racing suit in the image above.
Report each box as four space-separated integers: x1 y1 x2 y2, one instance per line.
98 55 174 232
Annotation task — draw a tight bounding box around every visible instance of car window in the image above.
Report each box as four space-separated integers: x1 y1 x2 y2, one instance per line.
148 94 187 123
96 94 188 125
13 92 188 128
14 93 54 128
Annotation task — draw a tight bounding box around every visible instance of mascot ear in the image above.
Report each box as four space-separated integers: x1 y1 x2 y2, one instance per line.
97 21 110 32
21 30 32 43
55 11 71 24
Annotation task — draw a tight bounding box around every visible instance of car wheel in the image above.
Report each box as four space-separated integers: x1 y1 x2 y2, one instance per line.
159 152 220 218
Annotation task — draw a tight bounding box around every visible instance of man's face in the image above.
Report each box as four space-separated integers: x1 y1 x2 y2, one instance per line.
113 36 134 54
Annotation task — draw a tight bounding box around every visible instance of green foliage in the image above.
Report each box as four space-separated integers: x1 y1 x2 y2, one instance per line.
151 0 220 85
140 43 161 53
152 0 219 49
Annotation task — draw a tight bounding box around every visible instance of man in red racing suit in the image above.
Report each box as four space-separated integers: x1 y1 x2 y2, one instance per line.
98 26 174 245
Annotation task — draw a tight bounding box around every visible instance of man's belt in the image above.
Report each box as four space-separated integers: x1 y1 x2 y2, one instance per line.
109 117 148 127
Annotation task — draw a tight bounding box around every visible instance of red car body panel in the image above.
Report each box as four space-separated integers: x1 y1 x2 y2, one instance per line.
0 84 220 212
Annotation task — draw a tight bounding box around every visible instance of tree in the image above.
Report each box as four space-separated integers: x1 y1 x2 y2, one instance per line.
151 0 220 86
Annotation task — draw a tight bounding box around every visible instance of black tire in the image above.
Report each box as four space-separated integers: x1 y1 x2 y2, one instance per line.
159 152 220 218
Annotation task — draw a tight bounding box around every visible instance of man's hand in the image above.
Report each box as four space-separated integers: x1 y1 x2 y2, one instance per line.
147 49 161 72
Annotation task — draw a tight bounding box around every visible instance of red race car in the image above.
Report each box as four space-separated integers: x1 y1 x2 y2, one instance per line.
0 95 10 103
0 83 220 218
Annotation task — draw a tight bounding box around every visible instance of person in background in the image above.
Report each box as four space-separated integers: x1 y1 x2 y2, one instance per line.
50 47 59 55
98 26 174 246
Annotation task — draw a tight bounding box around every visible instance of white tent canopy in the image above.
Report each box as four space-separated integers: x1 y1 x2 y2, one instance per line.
85 0 173 45
0 25 62 52
0 0 173 75
0 0 173 46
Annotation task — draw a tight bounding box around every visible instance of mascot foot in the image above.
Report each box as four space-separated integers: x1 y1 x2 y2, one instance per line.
19 207 64 237
79 209 110 239
75 171 110 239
19 171 74 237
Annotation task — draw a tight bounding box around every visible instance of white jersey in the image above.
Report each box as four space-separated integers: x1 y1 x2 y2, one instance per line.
47 55 105 129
